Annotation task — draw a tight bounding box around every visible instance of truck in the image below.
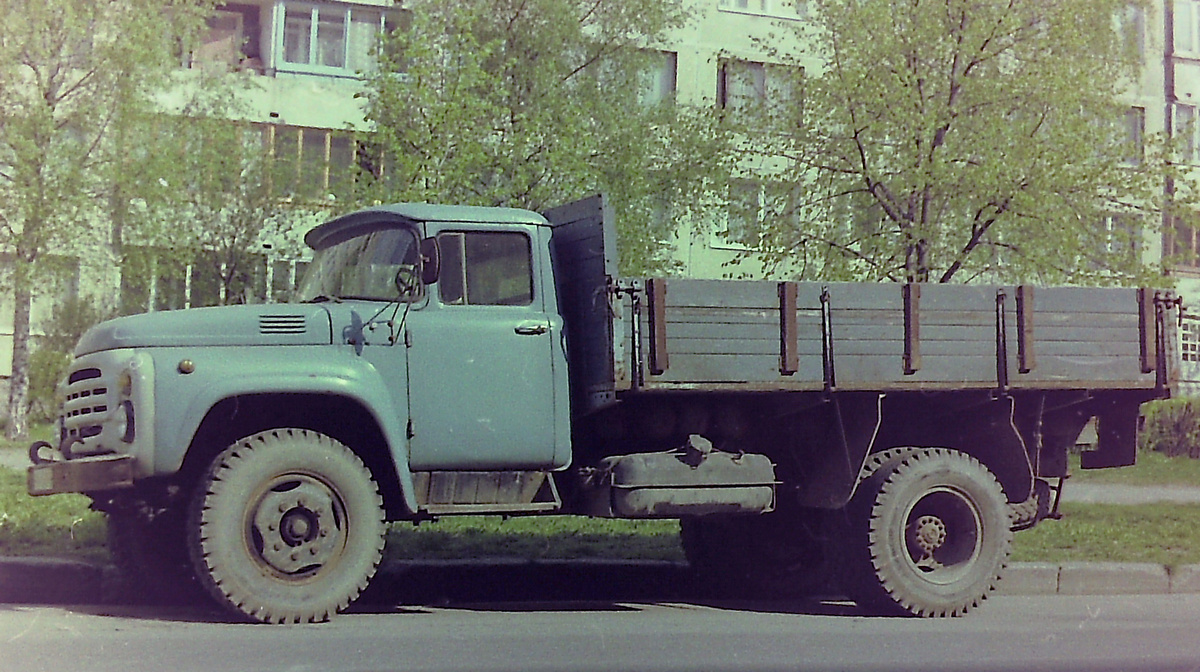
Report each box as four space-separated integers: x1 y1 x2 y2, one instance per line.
27 194 1180 623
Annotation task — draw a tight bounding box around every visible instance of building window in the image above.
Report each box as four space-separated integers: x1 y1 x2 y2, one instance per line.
266 124 358 200
1183 316 1200 363
714 180 792 249
1099 213 1139 264
276 2 392 77
1178 0 1200 57
638 51 677 106
193 4 263 71
1123 106 1145 165
1114 4 1145 59
718 59 798 116
1175 104 1197 163
1171 213 1200 268
121 247 305 312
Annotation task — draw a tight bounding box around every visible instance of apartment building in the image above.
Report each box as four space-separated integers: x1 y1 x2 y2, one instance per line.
7 0 1200 388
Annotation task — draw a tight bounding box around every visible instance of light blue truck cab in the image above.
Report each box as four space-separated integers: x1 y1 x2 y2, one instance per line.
26 195 1179 624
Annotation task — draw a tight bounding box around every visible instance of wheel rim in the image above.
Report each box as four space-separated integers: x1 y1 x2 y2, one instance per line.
248 473 348 579
900 485 983 585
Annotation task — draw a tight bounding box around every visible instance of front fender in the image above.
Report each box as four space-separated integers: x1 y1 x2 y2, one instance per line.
150 345 417 513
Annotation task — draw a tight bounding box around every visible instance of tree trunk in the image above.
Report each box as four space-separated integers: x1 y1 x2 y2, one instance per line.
7 260 33 440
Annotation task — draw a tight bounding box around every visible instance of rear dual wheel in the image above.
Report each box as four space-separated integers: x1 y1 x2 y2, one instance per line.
187 428 386 624
838 448 1011 617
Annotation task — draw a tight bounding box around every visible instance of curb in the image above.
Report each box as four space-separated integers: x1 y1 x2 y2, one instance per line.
2 557 1199 606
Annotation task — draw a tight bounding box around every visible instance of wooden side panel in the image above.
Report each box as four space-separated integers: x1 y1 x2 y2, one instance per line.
632 278 1160 392
641 279 822 385
1008 286 1148 388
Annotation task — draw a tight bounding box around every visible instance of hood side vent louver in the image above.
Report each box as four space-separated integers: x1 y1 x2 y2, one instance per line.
259 314 308 335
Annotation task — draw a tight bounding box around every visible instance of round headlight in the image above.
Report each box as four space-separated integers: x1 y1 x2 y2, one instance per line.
117 400 135 443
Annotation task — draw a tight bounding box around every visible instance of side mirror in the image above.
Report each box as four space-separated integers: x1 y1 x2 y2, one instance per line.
420 237 440 285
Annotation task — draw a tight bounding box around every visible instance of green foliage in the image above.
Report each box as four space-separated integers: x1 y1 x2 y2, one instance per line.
28 297 114 423
0 468 108 562
746 0 1171 285
356 0 735 274
27 349 71 425
1138 398 1200 458
0 0 215 437
1011 502 1200 567
115 111 299 313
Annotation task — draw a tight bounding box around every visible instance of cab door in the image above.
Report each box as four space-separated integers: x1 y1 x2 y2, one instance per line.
404 227 562 470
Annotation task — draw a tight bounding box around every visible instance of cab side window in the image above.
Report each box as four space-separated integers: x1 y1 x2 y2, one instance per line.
437 231 534 306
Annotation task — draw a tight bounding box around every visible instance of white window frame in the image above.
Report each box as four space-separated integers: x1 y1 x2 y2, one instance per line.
1182 315 1200 364
273 1 390 77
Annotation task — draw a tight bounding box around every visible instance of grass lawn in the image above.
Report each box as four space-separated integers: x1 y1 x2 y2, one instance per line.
1067 449 1200 486
3 430 1200 567
1011 502 1200 567
0 468 107 562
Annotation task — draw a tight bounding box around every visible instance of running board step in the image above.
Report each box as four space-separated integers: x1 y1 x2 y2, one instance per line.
413 470 561 515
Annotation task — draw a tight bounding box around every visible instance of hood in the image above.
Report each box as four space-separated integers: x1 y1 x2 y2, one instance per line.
75 304 336 356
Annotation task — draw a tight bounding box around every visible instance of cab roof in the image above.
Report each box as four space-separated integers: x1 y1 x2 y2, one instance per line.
305 203 549 250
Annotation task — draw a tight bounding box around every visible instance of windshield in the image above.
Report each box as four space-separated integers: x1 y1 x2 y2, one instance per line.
295 226 422 302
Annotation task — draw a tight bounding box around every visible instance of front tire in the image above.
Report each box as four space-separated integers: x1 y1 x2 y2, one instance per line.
838 448 1011 617
188 429 386 624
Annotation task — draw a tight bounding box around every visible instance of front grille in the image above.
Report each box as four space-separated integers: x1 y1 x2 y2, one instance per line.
61 365 116 448
259 314 307 335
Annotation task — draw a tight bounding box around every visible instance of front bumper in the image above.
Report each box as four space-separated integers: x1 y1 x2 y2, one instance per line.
27 455 134 496
26 349 156 497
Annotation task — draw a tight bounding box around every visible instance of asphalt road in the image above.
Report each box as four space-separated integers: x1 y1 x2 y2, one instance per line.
4 594 1200 672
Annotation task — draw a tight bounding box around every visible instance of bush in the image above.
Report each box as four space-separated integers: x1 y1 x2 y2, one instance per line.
27 297 113 423
1139 398 1200 458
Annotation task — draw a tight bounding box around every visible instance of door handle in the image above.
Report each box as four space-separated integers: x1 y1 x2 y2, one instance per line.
514 321 549 336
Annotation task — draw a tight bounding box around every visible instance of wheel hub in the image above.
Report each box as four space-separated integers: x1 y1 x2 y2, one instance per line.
911 514 948 570
253 480 345 575
903 487 984 578
913 515 947 554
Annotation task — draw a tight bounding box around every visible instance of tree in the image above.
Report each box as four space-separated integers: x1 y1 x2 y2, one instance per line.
0 0 211 437
115 109 296 313
355 0 734 274
744 0 1174 285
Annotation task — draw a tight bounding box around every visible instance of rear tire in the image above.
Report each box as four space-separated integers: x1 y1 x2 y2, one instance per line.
188 428 386 624
837 448 1011 617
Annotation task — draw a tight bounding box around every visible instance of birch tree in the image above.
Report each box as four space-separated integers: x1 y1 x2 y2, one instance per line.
0 0 211 437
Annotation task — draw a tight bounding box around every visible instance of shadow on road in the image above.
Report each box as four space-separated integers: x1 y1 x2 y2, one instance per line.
49 560 866 623
351 560 864 618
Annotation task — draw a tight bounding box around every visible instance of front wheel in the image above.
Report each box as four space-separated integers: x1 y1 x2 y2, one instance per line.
188 428 386 624
838 448 1011 617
